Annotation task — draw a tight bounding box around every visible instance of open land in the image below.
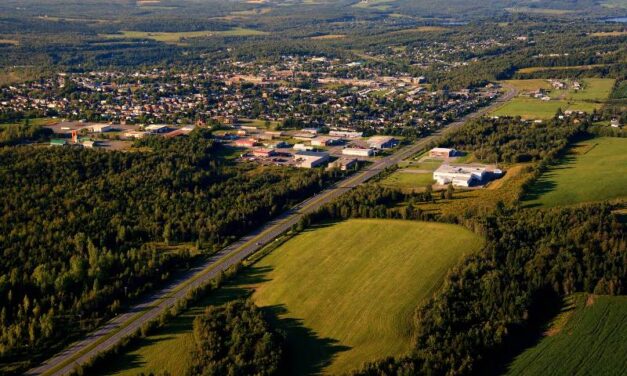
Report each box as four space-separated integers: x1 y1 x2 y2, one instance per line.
96 219 484 375
524 137 627 207
506 293 627 376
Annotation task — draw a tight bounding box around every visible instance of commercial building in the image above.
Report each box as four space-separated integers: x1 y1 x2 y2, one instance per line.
294 143 315 151
89 124 113 133
252 148 277 158
328 158 358 171
235 139 258 148
311 136 341 147
145 124 170 134
124 131 147 139
429 147 457 158
368 136 397 149
330 130 363 138
294 151 329 168
433 164 501 187
342 147 374 157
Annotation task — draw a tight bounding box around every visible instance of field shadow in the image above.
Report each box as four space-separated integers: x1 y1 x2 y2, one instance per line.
478 289 565 375
262 304 351 375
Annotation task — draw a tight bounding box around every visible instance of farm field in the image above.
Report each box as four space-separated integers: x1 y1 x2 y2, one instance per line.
505 293 627 376
524 137 627 207
516 64 607 74
100 27 268 44
97 219 484 376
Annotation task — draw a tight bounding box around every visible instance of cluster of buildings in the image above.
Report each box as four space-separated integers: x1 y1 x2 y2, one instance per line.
433 164 502 187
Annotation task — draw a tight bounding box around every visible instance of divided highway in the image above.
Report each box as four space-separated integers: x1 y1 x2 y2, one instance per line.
26 87 516 376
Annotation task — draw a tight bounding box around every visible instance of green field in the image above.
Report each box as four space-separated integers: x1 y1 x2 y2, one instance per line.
493 78 614 119
99 219 483 375
524 137 627 207
506 293 627 376
380 170 435 189
101 27 268 44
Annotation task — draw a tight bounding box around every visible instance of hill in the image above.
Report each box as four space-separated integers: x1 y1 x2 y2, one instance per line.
505 293 627 376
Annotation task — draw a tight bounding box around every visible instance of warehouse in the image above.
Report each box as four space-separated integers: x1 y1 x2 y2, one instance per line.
368 136 397 149
294 151 329 168
429 147 457 158
342 147 374 157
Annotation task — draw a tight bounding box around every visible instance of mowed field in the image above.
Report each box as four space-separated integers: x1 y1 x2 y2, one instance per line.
493 78 615 119
98 219 484 376
252 219 484 374
506 293 627 376
524 137 627 207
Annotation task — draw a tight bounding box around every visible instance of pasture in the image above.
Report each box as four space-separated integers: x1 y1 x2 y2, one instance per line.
524 137 627 207
97 219 483 375
505 293 627 376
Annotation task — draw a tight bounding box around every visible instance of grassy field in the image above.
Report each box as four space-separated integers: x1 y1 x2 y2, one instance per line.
505 7 574 14
505 293 627 376
380 170 435 190
524 137 627 207
101 27 268 44
98 219 483 375
493 78 614 119
516 65 607 74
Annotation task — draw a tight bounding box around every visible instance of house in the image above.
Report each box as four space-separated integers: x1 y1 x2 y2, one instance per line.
145 124 170 134
611 119 621 128
89 123 113 133
252 148 277 158
330 130 363 138
342 147 374 157
328 158 358 171
294 151 329 168
368 136 397 149
429 147 457 158
433 164 502 187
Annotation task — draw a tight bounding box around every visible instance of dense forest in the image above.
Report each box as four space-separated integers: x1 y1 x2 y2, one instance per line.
189 299 284 376
0 129 338 372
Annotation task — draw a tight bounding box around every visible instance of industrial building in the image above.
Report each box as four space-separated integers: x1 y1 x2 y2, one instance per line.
429 147 457 158
294 151 329 168
368 136 397 149
89 124 113 133
342 147 374 157
145 124 170 134
330 130 363 138
328 158 358 171
433 164 502 187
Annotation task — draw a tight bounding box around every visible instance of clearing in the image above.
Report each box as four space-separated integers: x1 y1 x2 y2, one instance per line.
100 27 268 44
524 137 627 207
506 293 627 376
493 78 614 119
97 219 483 375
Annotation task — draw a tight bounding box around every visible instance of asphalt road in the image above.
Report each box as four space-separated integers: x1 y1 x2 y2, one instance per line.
26 87 516 376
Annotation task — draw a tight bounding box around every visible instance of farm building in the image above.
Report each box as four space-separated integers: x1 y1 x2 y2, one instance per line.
89 124 113 133
342 147 374 157
368 136 397 149
433 164 502 187
235 139 258 148
294 151 329 168
330 130 363 138
328 158 358 171
145 124 170 134
429 147 457 158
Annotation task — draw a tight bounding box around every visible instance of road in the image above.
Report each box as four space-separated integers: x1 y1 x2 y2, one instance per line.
26 86 516 376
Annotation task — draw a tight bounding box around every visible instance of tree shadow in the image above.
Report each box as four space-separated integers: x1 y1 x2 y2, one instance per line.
478 289 566 375
522 153 578 206
262 304 351 376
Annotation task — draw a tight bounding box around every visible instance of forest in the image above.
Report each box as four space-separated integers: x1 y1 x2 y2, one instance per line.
0 128 338 373
189 299 284 376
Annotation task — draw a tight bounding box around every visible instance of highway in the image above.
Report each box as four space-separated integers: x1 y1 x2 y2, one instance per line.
26 86 516 376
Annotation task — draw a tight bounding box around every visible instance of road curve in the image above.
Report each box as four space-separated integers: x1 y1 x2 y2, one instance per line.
26 87 516 376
